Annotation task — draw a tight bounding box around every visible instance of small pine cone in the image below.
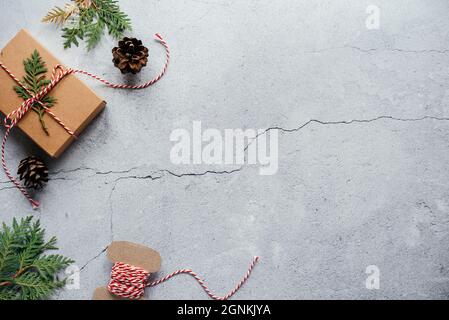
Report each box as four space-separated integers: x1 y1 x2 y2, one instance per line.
112 37 149 74
17 156 49 190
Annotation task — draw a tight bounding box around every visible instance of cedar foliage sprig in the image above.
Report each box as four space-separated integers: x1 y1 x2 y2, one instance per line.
43 0 132 51
0 216 74 300
13 50 57 135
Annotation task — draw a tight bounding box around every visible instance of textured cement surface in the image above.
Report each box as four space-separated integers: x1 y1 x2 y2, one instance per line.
1 0 449 300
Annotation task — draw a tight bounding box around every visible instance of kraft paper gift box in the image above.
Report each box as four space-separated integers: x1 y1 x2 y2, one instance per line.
0 29 106 158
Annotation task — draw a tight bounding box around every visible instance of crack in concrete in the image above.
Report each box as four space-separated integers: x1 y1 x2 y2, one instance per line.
101 115 449 249
51 166 96 175
51 165 144 179
51 167 244 185
112 173 163 183
1 115 448 196
305 46 449 55
79 246 108 272
4 114 443 275
0 186 16 191
244 115 449 151
273 115 449 132
105 168 243 241
163 168 244 178
108 182 117 242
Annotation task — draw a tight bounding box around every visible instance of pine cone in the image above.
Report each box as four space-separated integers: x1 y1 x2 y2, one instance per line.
112 37 149 74
17 156 49 189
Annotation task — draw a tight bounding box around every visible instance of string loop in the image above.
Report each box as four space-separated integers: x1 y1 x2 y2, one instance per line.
108 257 260 300
0 34 170 209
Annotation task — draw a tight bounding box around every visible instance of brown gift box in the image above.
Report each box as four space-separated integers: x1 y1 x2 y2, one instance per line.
0 29 106 158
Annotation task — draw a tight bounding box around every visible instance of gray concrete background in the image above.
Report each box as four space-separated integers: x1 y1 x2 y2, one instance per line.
1 0 449 299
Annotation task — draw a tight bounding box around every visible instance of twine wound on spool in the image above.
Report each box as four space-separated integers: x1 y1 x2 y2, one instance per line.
108 257 261 300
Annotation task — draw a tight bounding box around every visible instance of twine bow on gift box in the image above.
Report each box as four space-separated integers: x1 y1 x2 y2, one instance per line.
0 34 170 209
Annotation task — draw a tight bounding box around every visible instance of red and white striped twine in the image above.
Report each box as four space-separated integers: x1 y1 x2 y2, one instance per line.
108 257 260 300
0 34 170 209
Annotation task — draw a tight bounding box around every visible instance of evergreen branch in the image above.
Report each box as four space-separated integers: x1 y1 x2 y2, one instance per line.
14 273 56 300
13 50 57 135
17 220 46 269
42 4 79 26
62 26 84 49
43 0 132 50
0 217 74 300
43 236 58 252
32 255 74 280
75 0 95 9
0 287 17 300
85 19 105 51
95 0 131 38
0 219 26 276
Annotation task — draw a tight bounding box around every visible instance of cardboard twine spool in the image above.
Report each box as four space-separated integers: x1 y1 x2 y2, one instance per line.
93 241 260 300
93 241 161 300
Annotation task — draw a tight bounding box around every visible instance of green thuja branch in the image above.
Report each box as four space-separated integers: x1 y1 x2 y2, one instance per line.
0 217 74 300
13 50 57 135
43 0 132 51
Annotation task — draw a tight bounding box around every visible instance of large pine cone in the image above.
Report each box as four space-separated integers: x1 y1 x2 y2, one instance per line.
112 37 149 74
17 156 49 189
